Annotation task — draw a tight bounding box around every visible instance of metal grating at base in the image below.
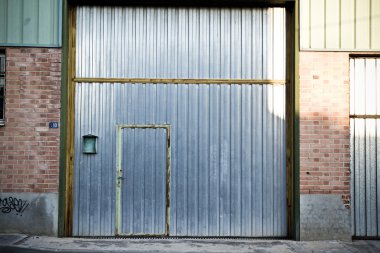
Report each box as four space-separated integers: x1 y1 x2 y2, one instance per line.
73 236 290 240
352 236 380 241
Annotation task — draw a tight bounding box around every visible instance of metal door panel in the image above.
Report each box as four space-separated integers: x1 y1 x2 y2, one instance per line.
73 83 287 237
351 58 380 237
73 5 287 237
76 7 285 80
116 126 169 235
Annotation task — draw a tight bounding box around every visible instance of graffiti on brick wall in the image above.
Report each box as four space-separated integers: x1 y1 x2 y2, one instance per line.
0 197 29 216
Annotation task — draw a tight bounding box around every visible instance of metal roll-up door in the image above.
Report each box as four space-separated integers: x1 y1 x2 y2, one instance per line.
73 6 287 237
350 58 380 238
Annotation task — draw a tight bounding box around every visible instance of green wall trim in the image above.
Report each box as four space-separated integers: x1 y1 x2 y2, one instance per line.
58 0 68 238
294 0 300 241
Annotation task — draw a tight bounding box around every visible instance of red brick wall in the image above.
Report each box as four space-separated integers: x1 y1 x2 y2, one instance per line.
299 52 350 203
0 49 351 197
0 48 61 193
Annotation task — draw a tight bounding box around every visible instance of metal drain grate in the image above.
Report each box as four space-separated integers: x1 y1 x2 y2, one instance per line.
73 236 289 240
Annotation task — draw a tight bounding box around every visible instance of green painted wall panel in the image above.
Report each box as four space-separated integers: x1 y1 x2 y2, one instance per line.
23 0 39 44
0 0 61 47
39 0 53 45
7 0 22 44
0 0 7 43
52 0 60 45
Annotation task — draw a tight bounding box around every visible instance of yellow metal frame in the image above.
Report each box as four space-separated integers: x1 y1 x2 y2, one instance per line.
74 77 286 85
64 5 76 236
350 115 380 119
115 124 171 236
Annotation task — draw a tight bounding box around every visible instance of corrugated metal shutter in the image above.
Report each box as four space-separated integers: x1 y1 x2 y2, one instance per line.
75 7 285 80
73 6 287 237
350 58 380 237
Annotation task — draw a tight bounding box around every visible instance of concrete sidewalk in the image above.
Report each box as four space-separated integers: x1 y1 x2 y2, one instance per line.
1 234 380 253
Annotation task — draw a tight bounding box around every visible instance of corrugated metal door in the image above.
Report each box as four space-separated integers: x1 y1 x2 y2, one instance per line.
73 6 287 237
116 126 169 235
350 58 380 237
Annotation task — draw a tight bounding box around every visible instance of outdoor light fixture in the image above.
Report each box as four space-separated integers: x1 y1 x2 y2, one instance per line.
83 134 98 154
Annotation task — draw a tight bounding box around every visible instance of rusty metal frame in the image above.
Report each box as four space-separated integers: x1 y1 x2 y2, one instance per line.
115 124 171 236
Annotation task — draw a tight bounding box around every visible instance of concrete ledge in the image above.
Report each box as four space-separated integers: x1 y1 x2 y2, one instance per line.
300 194 351 241
1 234 380 253
0 193 58 236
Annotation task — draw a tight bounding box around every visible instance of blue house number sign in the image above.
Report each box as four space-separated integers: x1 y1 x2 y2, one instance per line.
49 122 59 129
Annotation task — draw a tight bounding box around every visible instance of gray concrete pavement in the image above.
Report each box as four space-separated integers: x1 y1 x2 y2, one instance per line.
1 234 380 253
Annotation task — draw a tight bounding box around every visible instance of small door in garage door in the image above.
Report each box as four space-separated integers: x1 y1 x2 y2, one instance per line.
116 126 170 236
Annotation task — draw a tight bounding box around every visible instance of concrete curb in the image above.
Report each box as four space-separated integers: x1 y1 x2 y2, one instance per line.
0 245 228 253
1 234 380 253
0 245 62 253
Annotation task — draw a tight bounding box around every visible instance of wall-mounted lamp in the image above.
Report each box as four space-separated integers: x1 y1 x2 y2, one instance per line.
83 134 98 154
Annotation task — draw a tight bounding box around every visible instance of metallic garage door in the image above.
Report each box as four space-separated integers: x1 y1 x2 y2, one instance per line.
350 58 380 237
73 6 287 237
